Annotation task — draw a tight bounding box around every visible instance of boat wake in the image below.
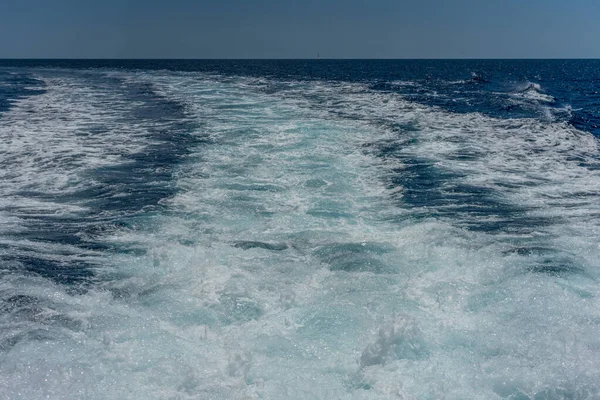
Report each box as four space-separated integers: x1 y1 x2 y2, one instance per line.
1 68 599 399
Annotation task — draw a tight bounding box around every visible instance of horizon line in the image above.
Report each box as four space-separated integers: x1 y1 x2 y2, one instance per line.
1 57 600 61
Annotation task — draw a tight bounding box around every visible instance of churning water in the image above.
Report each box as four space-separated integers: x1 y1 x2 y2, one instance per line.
1 60 600 399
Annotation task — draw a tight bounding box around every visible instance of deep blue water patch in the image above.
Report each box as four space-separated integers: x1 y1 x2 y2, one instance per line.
0 70 45 113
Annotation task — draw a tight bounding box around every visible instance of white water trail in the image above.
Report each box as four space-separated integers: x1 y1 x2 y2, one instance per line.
1 70 600 399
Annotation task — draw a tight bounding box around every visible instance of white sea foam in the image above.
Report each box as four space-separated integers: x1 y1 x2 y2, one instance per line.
0 73 144 277
1 70 600 399
512 82 555 103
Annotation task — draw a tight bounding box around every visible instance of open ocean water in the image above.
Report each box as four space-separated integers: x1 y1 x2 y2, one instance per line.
1 59 600 399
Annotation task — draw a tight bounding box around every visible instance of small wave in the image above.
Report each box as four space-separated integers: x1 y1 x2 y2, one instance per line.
445 73 489 86
471 72 489 83
446 80 467 85
512 82 555 103
469 72 490 83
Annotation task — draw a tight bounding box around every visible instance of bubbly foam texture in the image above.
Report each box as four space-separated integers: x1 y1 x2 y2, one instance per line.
514 82 555 103
1 70 600 399
0 72 149 261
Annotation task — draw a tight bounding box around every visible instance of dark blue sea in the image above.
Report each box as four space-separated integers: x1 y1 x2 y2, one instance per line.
1 60 600 399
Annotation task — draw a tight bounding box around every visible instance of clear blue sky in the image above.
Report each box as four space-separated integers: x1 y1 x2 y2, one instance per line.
1 0 599 59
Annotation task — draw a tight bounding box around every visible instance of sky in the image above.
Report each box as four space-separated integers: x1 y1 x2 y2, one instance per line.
1 0 599 59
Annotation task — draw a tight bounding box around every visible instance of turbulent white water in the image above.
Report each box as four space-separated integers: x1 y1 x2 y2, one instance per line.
1 69 600 399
